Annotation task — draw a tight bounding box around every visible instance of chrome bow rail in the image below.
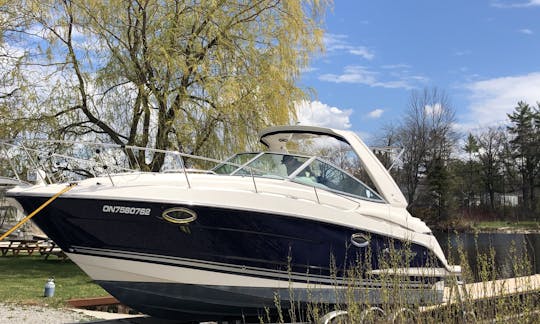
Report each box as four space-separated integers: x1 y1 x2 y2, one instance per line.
0 139 230 186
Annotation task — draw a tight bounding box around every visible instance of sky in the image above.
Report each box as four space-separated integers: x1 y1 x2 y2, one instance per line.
298 0 540 142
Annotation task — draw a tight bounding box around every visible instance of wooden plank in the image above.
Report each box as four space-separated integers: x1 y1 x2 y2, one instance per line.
471 274 538 300
67 296 120 308
0 240 39 256
445 274 540 302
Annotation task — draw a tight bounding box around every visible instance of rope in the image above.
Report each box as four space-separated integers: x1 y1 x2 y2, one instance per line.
0 183 77 241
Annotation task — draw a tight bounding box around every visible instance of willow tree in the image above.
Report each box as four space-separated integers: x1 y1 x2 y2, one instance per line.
8 0 326 170
0 0 31 140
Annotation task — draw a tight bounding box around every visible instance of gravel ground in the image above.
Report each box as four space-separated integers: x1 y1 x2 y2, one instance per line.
0 303 97 323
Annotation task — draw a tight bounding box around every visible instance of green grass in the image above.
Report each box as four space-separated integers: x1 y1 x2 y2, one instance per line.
474 220 540 231
0 255 107 307
0 242 538 322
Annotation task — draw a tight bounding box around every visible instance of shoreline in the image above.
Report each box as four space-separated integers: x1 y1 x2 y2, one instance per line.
433 227 540 235
469 227 540 234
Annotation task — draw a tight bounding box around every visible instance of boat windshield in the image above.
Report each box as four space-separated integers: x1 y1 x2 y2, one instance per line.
213 153 384 202
212 153 259 174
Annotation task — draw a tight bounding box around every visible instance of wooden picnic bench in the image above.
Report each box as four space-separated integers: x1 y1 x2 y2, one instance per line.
39 241 68 260
0 237 68 260
0 239 39 256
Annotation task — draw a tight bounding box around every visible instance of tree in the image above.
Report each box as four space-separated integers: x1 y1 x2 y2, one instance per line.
5 0 327 170
507 101 540 216
463 133 479 211
0 0 31 139
476 127 505 212
397 87 457 214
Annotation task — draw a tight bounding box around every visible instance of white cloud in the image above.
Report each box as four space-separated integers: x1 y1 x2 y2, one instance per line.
348 47 375 60
323 34 374 60
424 103 443 116
460 72 540 130
301 66 318 73
518 28 533 34
381 64 411 69
367 109 384 119
319 65 377 84
319 65 425 89
454 50 472 56
492 0 540 8
295 100 352 130
323 33 349 52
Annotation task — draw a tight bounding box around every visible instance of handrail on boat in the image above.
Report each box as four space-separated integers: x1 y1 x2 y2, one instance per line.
0 139 269 189
0 139 375 208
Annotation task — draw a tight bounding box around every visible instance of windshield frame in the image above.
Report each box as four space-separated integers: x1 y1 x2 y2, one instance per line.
214 152 386 204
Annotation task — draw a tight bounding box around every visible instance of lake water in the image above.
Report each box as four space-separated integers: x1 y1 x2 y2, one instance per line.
434 231 540 280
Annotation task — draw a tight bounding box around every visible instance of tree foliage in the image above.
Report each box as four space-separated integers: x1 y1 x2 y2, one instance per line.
507 101 540 215
396 88 457 210
461 133 480 211
0 0 32 139
476 127 506 211
2 0 326 170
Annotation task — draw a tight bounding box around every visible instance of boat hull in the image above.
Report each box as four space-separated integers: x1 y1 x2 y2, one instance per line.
13 195 445 320
69 253 444 321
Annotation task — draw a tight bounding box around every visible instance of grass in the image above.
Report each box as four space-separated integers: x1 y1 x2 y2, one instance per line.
0 239 538 323
263 235 540 324
473 220 540 231
0 254 107 308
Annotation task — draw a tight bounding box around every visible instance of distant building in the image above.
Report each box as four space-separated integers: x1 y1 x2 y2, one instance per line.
478 192 520 207
495 192 519 207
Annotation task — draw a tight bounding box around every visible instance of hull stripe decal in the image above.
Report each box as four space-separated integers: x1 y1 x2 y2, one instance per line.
72 246 435 288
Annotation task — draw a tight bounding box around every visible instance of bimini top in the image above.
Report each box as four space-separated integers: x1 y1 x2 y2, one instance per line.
259 125 408 208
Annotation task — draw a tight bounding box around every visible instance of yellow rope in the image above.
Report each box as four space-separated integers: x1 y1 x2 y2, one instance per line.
0 183 77 241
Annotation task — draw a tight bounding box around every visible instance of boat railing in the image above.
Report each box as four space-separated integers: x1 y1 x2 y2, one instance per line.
0 139 247 185
0 139 370 208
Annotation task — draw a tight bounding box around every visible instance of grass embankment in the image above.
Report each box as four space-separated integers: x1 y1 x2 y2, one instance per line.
473 220 540 232
0 255 107 307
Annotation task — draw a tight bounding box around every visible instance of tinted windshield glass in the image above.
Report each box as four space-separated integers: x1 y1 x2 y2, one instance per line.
236 153 308 178
213 153 259 174
217 152 383 202
294 158 384 202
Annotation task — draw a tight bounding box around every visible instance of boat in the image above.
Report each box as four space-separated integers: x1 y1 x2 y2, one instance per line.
4 125 460 322
1 176 31 237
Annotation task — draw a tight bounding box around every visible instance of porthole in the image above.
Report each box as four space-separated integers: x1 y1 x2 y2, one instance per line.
162 207 197 224
351 233 370 248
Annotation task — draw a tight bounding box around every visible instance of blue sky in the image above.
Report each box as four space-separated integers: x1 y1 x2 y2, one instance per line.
298 0 540 142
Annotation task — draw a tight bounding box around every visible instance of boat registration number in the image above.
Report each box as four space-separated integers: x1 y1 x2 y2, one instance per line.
102 205 151 216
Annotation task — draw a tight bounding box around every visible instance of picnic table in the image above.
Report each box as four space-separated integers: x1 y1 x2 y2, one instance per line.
0 239 40 256
0 238 67 260
39 240 68 260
